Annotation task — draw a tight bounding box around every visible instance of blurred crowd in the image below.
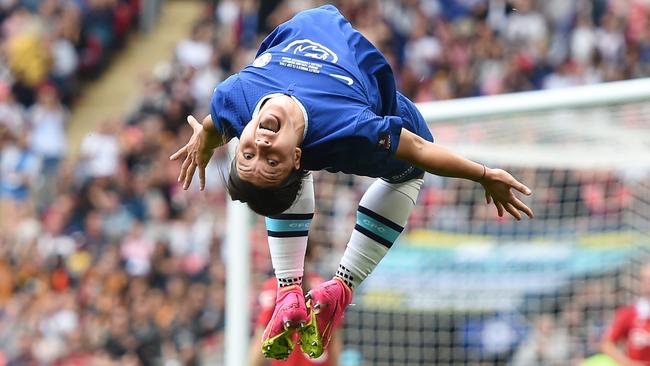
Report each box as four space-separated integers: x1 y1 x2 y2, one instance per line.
344 0 650 101
1 0 649 364
0 0 140 107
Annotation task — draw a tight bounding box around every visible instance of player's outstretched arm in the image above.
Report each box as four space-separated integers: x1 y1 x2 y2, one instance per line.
170 115 229 191
395 128 534 220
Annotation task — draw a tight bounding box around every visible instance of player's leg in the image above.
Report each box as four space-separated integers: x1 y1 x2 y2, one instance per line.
301 176 424 358
261 172 314 360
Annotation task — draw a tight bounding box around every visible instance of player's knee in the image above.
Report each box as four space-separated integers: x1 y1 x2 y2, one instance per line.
377 177 423 205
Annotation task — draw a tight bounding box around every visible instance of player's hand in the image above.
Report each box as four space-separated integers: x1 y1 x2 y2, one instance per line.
170 115 216 191
480 168 534 220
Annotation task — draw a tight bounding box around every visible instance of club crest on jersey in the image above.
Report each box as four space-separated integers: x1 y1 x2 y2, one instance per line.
377 132 391 150
252 53 272 68
282 39 338 63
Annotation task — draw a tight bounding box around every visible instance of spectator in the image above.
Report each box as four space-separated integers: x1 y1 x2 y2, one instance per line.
47 17 79 104
0 81 25 136
79 119 120 180
175 22 214 69
5 7 50 102
120 220 156 277
26 82 68 205
0 129 40 203
0 129 40 236
571 14 598 67
504 0 548 55
510 314 571 366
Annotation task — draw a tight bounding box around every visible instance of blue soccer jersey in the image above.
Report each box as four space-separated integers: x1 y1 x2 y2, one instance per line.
210 5 433 182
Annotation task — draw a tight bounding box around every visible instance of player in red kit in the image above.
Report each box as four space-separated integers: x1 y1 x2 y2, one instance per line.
602 264 650 366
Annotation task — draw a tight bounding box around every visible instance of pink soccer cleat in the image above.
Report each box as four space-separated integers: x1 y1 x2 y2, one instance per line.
261 284 309 360
300 277 353 358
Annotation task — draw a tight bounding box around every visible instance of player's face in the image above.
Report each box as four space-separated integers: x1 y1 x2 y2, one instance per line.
236 104 301 188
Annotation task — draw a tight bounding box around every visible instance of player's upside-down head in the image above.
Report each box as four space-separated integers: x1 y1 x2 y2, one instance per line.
226 95 307 216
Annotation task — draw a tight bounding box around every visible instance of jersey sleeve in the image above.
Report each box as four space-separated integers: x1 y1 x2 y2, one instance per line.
210 75 242 140
354 108 403 158
604 306 634 343
256 278 278 327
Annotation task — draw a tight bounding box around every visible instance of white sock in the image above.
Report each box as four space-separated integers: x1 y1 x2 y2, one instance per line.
337 178 423 289
266 173 314 287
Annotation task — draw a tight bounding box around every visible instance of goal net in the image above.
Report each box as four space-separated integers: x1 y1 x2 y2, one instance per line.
231 79 650 365
298 79 650 366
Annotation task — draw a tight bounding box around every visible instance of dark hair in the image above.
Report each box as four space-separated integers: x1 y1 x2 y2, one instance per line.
226 158 307 217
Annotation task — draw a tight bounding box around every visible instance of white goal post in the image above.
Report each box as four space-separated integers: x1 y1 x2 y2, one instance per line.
418 78 650 123
419 78 650 171
225 141 251 366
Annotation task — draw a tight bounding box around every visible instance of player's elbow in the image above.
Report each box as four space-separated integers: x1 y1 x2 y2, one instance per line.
395 128 427 166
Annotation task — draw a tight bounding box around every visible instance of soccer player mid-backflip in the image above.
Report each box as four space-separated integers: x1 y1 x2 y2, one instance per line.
171 5 534 361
